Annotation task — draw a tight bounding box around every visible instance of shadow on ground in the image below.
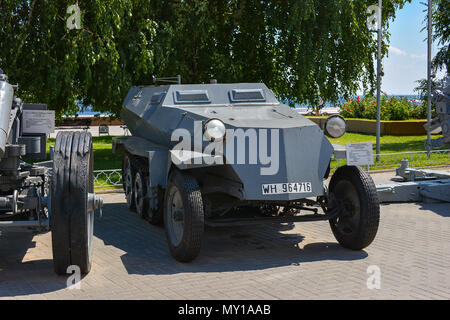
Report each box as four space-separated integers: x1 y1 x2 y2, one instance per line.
417 202 450 218
0 199 369 297
0 230 71 297
381 202 450 218
96 202 368 276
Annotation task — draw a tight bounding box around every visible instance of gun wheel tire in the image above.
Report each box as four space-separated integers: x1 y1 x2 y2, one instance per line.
51 131 95 275
328 165 380 250
134 171 148 219
164 170 204 262
122 152 136 211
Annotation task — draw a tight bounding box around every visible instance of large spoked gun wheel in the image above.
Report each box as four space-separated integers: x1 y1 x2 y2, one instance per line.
51 132 103 275
328 165 380 250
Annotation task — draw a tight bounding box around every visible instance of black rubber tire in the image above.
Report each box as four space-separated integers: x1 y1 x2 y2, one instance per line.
51 131 94 275
163 170 204 262
329 165 380 250
134 170 148 219
133 156 163 225
122 152 136 211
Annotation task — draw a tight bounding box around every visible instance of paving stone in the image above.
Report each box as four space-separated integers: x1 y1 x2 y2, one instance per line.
1 177 449 299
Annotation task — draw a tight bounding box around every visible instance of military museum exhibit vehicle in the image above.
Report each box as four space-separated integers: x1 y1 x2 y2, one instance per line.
425 76 450 150
377 77 450 204
0 69 103 275
113 81 380 262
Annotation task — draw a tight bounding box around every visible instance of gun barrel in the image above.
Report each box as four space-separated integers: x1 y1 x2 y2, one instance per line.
0 79 14 158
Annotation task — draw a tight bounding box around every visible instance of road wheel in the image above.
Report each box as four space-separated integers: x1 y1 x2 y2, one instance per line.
328 165 380 250
51 131 95 275
135 157 163 225
122 152 135 211
134 170 148 219
164 170 204 262
147 187 164 225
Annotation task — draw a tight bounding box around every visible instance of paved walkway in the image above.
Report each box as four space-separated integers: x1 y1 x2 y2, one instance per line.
0 173 449 299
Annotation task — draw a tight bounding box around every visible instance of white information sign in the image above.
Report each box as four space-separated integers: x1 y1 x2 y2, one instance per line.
22 110 55 134
346 142 374 166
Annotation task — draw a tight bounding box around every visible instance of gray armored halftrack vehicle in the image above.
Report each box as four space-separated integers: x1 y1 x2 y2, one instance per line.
113 81 380 262
0 69 103 275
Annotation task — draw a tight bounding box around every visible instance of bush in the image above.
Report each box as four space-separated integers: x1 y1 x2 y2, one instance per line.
409 101 436 119
339 96 364 118
385 97 410 120
339 95 426 120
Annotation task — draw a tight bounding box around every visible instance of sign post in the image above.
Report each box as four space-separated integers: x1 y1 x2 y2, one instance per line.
346 143 374 171
376 0 382 162
426 0 433 156
22 110 55 134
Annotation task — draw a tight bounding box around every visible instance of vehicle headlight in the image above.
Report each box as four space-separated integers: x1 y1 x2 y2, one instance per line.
324 115 346 139
204 119 226 141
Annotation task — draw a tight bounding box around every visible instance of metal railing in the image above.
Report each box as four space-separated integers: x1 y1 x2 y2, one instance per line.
93 149 450 188
94 169 123 188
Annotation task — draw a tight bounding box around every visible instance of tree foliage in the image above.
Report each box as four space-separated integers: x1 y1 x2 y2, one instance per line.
0 0 156 116
0 0 409 116
431 0 449 74
415 0 449 100
150 0 409 107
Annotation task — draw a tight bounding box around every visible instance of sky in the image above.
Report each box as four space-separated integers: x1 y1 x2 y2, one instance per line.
382 0 447 95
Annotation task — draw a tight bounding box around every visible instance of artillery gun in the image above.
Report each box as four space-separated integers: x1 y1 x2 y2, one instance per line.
375 76 450 204
0 68 103 275
424 76 450 150
113 81 380 262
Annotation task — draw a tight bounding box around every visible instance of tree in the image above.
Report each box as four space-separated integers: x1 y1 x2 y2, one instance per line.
150 0 409 107
414 0 449 100
431 0 449 74
0 0 409 116
414 77 447 101
0 0 157 117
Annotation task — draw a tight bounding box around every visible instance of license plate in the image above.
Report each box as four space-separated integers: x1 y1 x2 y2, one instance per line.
261 182 312 195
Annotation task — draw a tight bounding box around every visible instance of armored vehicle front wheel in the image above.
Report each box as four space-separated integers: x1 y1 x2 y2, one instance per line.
122 152 136 211
328 165 380 250
134 170 148 219
163 170 204 262
51 132 95 275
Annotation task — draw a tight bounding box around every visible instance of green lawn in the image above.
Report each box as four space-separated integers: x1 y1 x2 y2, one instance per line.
46 136 122 170
38 134 448 188
328 133 448 171
328 133 446 154
42 133 447 171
